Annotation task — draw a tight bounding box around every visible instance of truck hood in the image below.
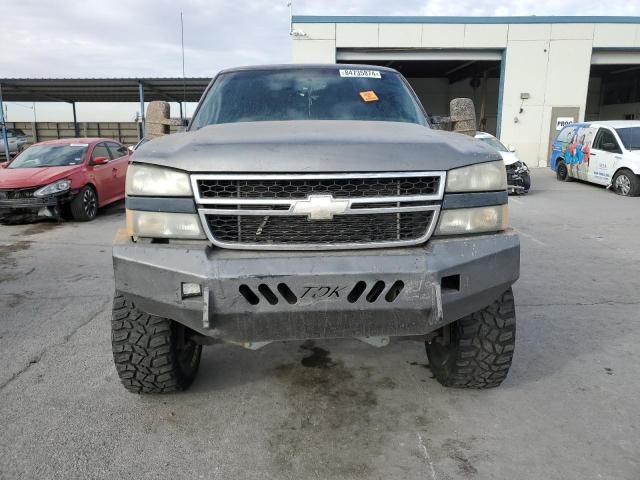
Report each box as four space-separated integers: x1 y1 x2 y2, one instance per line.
0 165 80 189
134 120 500 173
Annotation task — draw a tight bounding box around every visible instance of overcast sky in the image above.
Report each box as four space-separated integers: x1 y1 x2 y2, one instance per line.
2 0 638 121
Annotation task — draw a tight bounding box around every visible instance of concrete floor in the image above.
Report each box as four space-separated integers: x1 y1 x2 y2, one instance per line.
0 169 638 480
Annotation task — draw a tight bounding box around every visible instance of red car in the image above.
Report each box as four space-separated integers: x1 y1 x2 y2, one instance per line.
0 138 131 221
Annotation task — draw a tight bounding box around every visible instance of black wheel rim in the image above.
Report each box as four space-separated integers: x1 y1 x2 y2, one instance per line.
83 189 97 218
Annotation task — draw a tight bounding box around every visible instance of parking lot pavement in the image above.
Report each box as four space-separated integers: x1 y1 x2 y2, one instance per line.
1 168 639 480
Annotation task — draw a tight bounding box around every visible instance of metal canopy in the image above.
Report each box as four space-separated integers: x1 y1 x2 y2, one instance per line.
0 77 211 103
0 77 213 154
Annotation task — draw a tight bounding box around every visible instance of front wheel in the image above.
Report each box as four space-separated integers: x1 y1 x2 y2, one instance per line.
111 294 202 394
556 160 570 182
70 185 98 221
612 169 640 197
425 288 516 389
520 171 531 193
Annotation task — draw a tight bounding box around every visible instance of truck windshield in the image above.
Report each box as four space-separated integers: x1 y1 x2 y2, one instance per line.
615 127 640 150
9 144 88 168
190 68 427 129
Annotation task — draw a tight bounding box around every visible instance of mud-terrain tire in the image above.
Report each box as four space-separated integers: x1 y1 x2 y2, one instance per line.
555 160 570 182
111 293 202 394
70 185 98 221
425 288 516 389
612 169 640 197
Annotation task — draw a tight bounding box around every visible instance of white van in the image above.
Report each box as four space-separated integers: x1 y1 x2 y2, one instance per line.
549 121 640 196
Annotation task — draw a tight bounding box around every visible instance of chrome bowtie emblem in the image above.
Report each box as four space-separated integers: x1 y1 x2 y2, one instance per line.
291 194 349 220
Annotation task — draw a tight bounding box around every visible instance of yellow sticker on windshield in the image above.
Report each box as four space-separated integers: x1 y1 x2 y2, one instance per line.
360 90 379 102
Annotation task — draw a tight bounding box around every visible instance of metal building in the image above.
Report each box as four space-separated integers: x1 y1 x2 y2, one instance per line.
291 16 640 167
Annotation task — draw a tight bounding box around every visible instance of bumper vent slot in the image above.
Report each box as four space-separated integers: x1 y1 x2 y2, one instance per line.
385 280 405 302
239 285 260 305
366 281 386 303
277 283 297 304
258 284 279 305
347 281 367 303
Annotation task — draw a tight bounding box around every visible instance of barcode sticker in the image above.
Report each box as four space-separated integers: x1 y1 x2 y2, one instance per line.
339 69 381 79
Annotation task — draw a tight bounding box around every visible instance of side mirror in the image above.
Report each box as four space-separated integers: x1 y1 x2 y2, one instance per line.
92 156 109 165
508 145 516 152
0 161 8 169
449 98 477 137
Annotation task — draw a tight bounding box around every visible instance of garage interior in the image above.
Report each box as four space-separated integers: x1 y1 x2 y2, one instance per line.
586 62 640 122
337 50 502 135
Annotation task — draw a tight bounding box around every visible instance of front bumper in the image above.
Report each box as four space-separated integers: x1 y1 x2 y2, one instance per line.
0 192 72 215
113 230 520 343
506 164 531 193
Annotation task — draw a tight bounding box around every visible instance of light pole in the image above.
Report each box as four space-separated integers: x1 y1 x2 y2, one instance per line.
0 83 10 161
9 102 38 145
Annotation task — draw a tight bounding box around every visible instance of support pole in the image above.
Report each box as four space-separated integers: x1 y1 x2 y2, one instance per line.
0 83 11 161
71 101 79 137
179 102 184 124
138 81 145 140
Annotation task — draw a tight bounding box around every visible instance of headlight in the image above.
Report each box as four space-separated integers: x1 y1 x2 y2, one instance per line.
126 164 192 196
446 160 506 192
34 179 71 197
126 210 205 239
435 205 508 235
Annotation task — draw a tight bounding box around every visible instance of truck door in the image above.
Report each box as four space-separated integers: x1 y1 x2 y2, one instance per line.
590 128 623 185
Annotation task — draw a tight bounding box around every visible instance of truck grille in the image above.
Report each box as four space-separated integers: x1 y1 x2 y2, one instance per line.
196 176 440 199
205 211 435 245
192 172 445 250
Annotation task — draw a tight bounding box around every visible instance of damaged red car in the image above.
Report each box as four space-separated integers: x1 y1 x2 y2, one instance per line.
0 138 130 221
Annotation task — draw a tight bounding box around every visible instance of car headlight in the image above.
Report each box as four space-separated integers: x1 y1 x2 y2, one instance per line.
126 210 205 239
126 164 192 196
33 179 71 197
446 160 506 192
435 205 508 235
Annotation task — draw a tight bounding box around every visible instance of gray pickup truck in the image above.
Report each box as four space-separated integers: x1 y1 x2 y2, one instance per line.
112 64 519 394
